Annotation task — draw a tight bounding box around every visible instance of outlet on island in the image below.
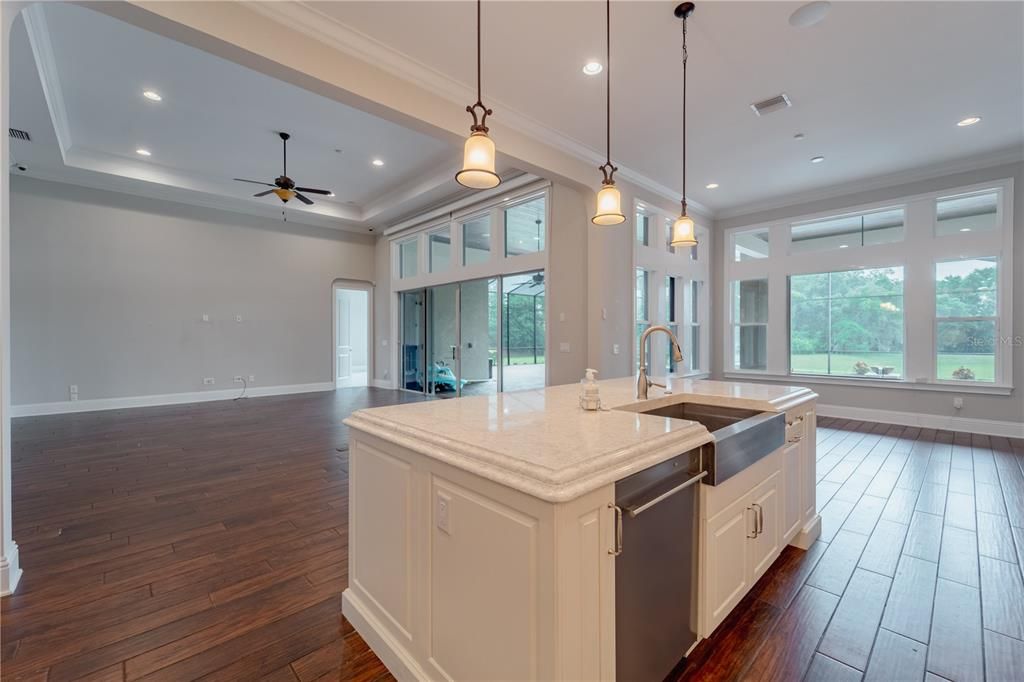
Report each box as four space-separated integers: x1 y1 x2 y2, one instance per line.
202 377 215 386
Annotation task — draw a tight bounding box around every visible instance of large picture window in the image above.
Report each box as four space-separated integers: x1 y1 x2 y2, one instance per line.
936 258 998 382
790 267 905 379
732 279 768 370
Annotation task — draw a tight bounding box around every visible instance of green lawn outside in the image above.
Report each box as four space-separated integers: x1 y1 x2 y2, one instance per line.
499 351 546 366
790 353 995 382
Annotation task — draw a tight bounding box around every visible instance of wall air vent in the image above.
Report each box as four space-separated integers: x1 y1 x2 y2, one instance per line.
9 128 31 141
750 94 792 117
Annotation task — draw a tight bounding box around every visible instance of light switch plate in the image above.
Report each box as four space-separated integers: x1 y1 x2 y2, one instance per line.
559 342 570 353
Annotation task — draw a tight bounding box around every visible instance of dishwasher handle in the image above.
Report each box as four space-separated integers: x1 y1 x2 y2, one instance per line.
626 470 707 517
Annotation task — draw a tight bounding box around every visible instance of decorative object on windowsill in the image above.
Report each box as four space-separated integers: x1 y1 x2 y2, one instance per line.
670 2 698 247
853 360 870 375
456 0 501 189
952 366 976 381
870 365 896 377
592 0 625 225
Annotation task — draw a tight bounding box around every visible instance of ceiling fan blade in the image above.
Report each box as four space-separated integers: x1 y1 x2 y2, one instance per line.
294 192 314 206
253 189 275 197
294 187 332 195
234 178 275 187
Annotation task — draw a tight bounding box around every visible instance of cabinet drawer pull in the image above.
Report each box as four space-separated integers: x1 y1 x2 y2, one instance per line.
752 502 763 537
746 507 757 539
786 416 804 427
608 504 623 556
787 434 803 443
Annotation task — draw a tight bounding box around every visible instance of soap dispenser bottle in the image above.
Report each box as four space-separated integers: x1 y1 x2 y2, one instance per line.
579 368 601 411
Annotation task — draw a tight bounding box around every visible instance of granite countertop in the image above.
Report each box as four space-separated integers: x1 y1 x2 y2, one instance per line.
344 377 816 503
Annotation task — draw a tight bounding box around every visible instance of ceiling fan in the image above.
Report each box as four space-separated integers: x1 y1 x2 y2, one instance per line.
234 132 332 205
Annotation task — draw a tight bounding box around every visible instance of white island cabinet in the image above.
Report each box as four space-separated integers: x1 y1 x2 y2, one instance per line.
342 377 818 681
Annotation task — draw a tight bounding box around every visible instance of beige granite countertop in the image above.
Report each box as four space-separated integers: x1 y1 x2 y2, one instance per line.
344 376 816 503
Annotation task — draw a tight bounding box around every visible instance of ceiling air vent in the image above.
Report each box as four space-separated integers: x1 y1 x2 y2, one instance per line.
9 128 31 141
750 94 792 117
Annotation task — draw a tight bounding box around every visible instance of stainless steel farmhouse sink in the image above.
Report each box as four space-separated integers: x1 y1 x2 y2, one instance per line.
637 402 785 485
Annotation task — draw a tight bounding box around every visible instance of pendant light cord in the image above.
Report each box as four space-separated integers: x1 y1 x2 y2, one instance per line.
681 15 688 211
606 0 611 166
476 0 482 103
598 0 617 184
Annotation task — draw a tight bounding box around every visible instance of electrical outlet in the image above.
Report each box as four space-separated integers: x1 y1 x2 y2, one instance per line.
953 397 964 410
69 384 78 401
559 342 571 353
613 344 620 355
436 492 452 534
233 376 244 383
234 314 242 323
248 375 255 383
202 313 210 322
203 377 216 385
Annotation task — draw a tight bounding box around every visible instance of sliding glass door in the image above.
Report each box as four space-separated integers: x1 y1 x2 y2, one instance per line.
399 271 543 397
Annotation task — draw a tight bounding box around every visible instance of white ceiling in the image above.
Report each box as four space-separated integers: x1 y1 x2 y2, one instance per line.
310 0 1024 214
9 2 472 232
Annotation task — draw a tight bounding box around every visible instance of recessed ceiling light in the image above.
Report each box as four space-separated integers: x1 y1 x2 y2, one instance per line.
582 61 603 76
371 158 384 167
810 155 825 164
327 192 335 197
135 148 152 157
705 183 719 189
789 1 831 28
793 133 805 140
957 116 981 127
839 244 849 249
502 197 511 202
142 90 162 102
960 227 971 232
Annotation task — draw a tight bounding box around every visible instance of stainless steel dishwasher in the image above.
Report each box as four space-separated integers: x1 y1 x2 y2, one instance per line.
611 446 707 682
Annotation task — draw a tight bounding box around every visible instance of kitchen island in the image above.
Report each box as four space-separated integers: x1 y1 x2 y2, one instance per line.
342 377 818 681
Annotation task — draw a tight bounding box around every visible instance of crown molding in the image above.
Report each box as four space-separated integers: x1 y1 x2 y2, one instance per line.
12 166 372 236
715 146 1024 223
252 1 707 215
21 3 72 163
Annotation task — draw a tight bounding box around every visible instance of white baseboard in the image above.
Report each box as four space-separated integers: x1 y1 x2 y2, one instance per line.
11 382 335 417
0 543 22 597
342 589 430 682
371 379 395 389
817 403 1024 438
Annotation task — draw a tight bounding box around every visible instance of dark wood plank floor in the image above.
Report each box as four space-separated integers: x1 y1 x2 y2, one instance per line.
3 394 1022 681
676 418 1024 682
1 389 426 681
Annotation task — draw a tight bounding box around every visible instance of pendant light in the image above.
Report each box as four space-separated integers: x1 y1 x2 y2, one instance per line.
670 2 698 247
591 0 625 225
456 0 501 189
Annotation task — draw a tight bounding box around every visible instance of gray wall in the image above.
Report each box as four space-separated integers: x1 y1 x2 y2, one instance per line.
712 161 1024 425
11 176 375 405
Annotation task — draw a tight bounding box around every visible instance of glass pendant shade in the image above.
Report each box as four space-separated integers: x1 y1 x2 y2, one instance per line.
670 213 697 246
456 131 500 190
273 188 296 203
592 184 626 225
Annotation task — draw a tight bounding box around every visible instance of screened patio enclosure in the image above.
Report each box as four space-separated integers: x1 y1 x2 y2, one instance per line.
400 270 546 398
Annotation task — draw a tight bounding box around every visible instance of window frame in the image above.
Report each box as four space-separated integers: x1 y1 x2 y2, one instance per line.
729 278 770 373
722 177 1014 392
933 256 1001 387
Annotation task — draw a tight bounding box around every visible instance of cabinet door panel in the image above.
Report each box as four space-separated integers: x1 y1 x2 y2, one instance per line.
705 497 752 633
802 410 817 521
748 472 781 581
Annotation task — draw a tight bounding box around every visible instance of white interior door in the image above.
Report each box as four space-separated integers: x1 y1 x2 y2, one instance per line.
335 286 370 388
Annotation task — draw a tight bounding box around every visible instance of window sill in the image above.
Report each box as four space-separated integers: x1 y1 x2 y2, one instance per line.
722 371 1013 396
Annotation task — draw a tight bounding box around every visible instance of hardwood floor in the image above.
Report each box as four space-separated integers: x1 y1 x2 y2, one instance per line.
2 395 1022 681
676 418 1024 682
1 389 426 681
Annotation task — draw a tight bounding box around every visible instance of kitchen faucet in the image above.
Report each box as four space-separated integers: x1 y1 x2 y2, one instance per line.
637 325 684 400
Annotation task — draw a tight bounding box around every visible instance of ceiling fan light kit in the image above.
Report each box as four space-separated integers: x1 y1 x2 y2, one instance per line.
456 0 501 190
234 131 333 207
670 2 699 248
591 0 625 226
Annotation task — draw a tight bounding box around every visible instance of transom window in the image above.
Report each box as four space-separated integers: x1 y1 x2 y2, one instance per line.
790 207 904 254
936 190 998 237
